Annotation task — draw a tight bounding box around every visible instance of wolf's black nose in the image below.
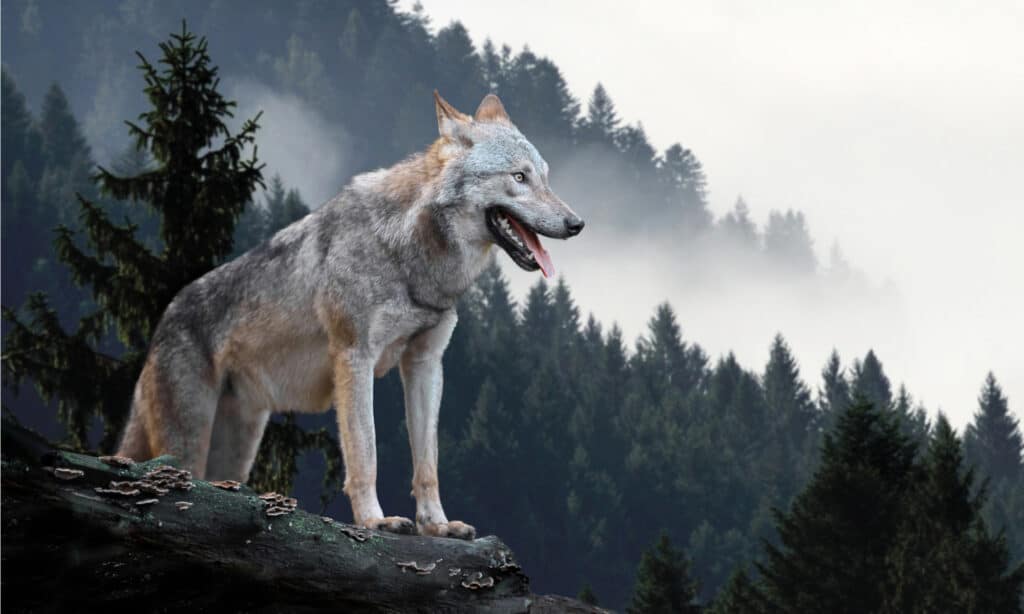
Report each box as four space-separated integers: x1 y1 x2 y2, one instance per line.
565 217 585 236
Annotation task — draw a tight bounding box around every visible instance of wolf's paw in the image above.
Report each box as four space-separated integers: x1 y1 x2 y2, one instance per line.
363 516 416 535
418 519 476 540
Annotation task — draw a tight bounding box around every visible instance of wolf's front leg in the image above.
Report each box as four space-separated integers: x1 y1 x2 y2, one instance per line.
400 312 475 540
335 349 414 534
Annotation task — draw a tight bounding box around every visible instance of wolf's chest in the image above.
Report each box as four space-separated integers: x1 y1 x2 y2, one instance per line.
366 304 446 379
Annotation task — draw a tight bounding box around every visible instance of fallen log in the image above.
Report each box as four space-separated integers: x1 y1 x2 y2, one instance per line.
1 418 603 613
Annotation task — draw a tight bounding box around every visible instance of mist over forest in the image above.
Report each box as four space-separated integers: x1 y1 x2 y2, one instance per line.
2 1 1021 610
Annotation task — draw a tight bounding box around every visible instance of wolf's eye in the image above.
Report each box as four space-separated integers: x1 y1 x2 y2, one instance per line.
512 172 526 183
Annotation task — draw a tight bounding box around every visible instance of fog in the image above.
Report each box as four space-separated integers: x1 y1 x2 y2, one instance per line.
394 0 1024 427
227 80 353 208
498 168 909 413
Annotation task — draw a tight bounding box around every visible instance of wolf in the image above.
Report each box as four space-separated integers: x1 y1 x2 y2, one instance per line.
117 91 584 539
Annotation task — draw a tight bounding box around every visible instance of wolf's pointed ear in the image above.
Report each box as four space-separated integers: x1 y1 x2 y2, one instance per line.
475 94 511 124
434 90 472 139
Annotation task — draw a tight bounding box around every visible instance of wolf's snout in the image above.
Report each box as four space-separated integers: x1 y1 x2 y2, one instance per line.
565 216 585 237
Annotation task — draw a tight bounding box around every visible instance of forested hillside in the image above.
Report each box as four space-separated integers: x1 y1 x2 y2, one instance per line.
2 2 1021 610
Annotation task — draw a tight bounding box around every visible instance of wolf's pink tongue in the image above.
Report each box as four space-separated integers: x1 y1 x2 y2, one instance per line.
506 216 555 278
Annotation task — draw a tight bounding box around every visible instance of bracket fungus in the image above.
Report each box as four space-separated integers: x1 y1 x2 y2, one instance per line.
52 467 85 481
460 571 496 590
396 560 437 575
258 491 298 517
209 479 241 491
98 455 136 468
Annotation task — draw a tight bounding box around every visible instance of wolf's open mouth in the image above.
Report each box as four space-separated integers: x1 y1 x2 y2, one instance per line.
486 207 555 277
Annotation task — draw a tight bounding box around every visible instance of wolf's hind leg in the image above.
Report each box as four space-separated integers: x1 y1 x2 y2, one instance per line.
117 387 152 461
123 351 219 479
205 390 270 483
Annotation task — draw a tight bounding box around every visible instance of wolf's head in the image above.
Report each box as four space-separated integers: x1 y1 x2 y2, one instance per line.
431 91 583 277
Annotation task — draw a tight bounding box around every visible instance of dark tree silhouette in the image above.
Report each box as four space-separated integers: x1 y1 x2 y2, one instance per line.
966 373 1023 485
627 533 701 614
2 23 264 450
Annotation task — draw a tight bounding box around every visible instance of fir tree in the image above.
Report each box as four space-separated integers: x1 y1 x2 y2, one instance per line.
480 39 506 93
578 83 620 145
708 569 764 614
1 70 44 186
965 372 1022 485
892 384 931 451
763 209 816 274
38 83 90 171
627 533 701 614
278 188 309 229
851 349 893 410
36 84 96 230
1 71 46 307
659 144 711 231
762 334 816 498
718 196 759 249
763 334 814 443
433 22 485 111
886 414 1024 613
503 50 579 144
819 349 851 417
2 23 264 450
755 400 917 613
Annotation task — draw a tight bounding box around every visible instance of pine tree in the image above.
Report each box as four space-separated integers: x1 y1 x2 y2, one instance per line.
480 39 506 93
708 569 764 614
520 278 555 359
762 334 816 498
718 196 759 250
659 144 711 232
1 70 44 186
755 400 917 613
2 71 46 307
36 84 96 231
819 349 851 416
627 533 701 614
38 83 90 171
277 189 308 231
2 23 264 450
636 303 706 399
851 349 893 411
965 372 1022 485
892 384 931 452
763 210 816 275
578 83 620 145
433 22 485 111
763 334 815 441
503 50 579 144
551 277 582 368
886 414 1024 613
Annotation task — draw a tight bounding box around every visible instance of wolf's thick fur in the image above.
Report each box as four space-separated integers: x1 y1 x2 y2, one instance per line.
118 92 582 538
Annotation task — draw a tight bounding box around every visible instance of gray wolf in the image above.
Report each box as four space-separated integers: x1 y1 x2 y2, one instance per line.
117 92 584 538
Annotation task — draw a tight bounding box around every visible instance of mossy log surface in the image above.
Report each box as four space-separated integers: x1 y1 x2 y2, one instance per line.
1 419 604 613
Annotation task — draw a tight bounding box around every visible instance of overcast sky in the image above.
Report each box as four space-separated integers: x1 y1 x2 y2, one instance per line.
402 0 1023 427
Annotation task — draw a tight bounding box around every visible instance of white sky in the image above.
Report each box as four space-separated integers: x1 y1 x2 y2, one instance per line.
401 0 1023 427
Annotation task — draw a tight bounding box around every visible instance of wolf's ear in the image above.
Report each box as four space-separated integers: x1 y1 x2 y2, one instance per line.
434 90 472 140
474 94 511 124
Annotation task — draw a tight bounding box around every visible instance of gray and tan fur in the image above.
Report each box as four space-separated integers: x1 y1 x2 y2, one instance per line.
118 92 584 538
